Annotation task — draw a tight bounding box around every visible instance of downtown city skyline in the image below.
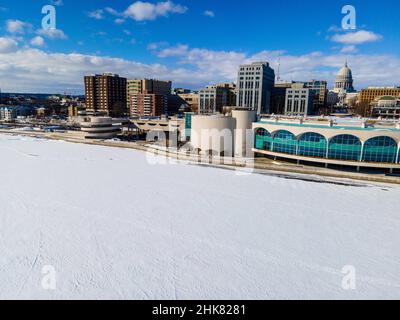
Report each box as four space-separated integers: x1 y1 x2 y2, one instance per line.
0 0 399 94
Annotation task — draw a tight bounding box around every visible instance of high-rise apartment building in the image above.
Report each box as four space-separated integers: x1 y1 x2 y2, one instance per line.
128 79 172 95
127 79 171 99
236 62 275 114
130 94 167 117
127 79 172 117
127 79 143 95
84 73 127 117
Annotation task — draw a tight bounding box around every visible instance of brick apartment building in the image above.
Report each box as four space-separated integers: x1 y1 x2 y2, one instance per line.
84 73 127 117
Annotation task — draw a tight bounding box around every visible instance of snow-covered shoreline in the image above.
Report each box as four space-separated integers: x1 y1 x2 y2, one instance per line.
1 134 400 299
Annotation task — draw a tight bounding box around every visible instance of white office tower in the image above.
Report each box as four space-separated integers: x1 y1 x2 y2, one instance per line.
236 62 275 115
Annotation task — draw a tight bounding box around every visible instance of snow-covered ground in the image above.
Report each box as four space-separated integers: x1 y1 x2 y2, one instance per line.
0 134 400 300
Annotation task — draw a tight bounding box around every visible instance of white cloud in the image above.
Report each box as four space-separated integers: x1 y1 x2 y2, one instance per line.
88 9 104 20
151 44 400 88
93 31 107 37
340 45 358 54
331 30 382 45
30 36 45 47
37 28 68 40
1 45 400 93
50 0 63 6
105 7 122 16
156 44 189 57
147 41 169 50
123 1 188 21
115 18 125 25
0 49 189 93
327 25 342 33
204 10 215 18
6 20 32 34
0 37 18 53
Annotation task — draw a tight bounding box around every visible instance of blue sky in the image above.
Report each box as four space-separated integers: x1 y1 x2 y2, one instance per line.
0 0 399 93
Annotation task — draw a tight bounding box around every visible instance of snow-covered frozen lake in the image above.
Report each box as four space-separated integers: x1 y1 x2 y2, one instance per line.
0 134 399 299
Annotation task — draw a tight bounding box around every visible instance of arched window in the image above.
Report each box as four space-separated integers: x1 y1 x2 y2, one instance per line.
272 130 297 155
254 128 272 151
328 135 362 161
298 132 327 158
362 136 398 163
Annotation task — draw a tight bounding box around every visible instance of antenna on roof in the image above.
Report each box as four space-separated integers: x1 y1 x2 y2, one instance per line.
277 56 281 82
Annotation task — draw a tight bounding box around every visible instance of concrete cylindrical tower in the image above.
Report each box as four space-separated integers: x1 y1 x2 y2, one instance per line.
232 109 257 158
191 115 236 156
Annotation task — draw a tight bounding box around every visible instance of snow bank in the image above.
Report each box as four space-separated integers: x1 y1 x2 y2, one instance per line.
0 134 399 299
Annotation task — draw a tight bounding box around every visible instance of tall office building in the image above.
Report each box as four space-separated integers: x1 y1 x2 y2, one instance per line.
215 83 237 106
304 80 328 114
284 83 313 116
197 83 236 114
236 62 275 115
271 82 295 115
198 86 225 114
84 73 127 117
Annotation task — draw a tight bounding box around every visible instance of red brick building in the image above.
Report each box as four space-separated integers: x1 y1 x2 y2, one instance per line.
130 94 167 117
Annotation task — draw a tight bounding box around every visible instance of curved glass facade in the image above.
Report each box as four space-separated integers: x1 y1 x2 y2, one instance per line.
254 127 400 165
255 128 272 150
362 137 397 163
298 133 327 158
272 130 297 155
328 135 362 161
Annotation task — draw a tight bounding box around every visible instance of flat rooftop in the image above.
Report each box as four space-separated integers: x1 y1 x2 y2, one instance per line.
258 117 400 132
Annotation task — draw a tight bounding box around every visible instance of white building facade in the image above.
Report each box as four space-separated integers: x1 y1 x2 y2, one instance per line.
284 84 313 116
236 62 275 115
0 107 17 121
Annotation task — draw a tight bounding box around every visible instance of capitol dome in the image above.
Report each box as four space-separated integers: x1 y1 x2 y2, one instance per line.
334 61 355 93
337 63 352 79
